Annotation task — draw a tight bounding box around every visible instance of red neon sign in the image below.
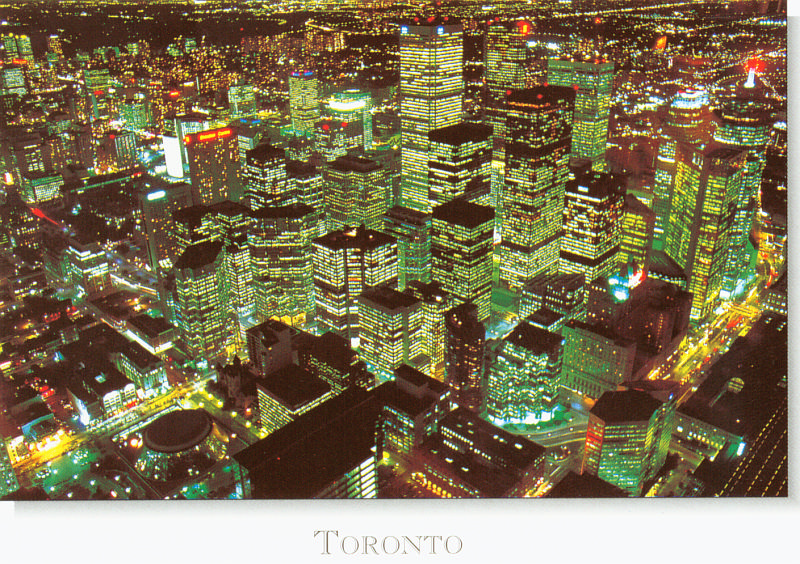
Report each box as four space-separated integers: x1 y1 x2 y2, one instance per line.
11 58 28 66
516 20 532 36
169 90 180 98
93 89 104 97
191 128 233 144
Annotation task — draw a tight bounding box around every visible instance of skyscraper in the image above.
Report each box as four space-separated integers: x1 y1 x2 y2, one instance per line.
559 170 624 284
546 57 613 170
243 144 292 210
619 194 655 275
249 203 318 325
444 302 485 413
325 90 373 150
404 280 451 381
484 19 532 209
582 390 675 496
382 205 431 289
228 83 257 117
399 18 464 211
486 321 563 425
428 122 492 208
289 71 320 136
652 89 709 249
713 78 773 295
185 126 242 205
431 198 494 322
137 176 194 274
499 86 575 289
664 143 744 321
312 226 399 345
324 155 389 231
357 285 426 383
172 240 227 362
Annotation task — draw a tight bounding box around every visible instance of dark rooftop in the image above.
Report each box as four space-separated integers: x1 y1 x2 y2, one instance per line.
174 240 223 271
591 390 663 424
432 198 494 229
313 225 396 252
259 365 331 411
358 285 420 311
428 122 492 146
327 154 382 174
505 321 562 356
249 202 315 220
143 409 213 454
506 85 576 108
127 314 174 339
547 471 628 498
246 143 285 164
623 193 655 218
567 170 626 199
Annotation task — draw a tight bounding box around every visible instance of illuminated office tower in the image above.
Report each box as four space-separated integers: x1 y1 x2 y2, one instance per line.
546 57 613 170
399 18 464 211
620 194 655 275
174 113 209 164
312 226 399 345
444 302 485 413
428 122 492 207
172 240 227 362
137 176 194 273
486 321 563 425
404 280 450 381
0 437 20 497
243 144 292 210
357 285 426 384
47 35 64 58
664 143 744 321
19 171 63 207
289 71 320 136
314 118 362 162
1 64 26 97
499 86 574 289
324 155 389 231
287 160 325 234
325 90 373 150
560 320 636 401
185 126 242 205
652 89 708 249
582 390 675 496
249 203 318 325
484 20 532 208
228 83 257 117
519 272 586 324
713 78 773 296
110 130 138 170
382 205 431 288
432 198 494 323
121 95 150 131
559 170 624 284
172 201 253 256
65 239 112 297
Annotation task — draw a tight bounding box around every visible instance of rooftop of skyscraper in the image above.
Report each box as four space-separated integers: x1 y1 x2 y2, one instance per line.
173 239 223 270
327 154 381 174
591 390 664 424
313 225 396 251
428 122 492 145
504 321 562 356
358 285 419 312
567 170 626 198
432 197 493 229
259 365 331 411
506 85 576 107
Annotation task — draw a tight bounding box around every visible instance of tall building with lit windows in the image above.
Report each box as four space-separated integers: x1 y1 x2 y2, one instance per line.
428 122 492 208
559 170 624 284
312 226 398 345
382 205 431 288
185 126 242 205
172 240 227 362
404 280 450 381
289 71 320 136
287 160 325 234
499 86 575 289
65 239 112 297
137 176 194 274
0 437 20 498
431 198 494 323
582 390 675 496
713 77 774 296
664 143 744 321
620 194 655 275
486 321 563 425
546 57 613 170
399 18 464 211
324 90 373 150
243 143 291 210
357 285 426 384
228 83 257 117
444 302 485 413
324 155 389 231
652 89 709 249
249 203 318 325
485 19 532 209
